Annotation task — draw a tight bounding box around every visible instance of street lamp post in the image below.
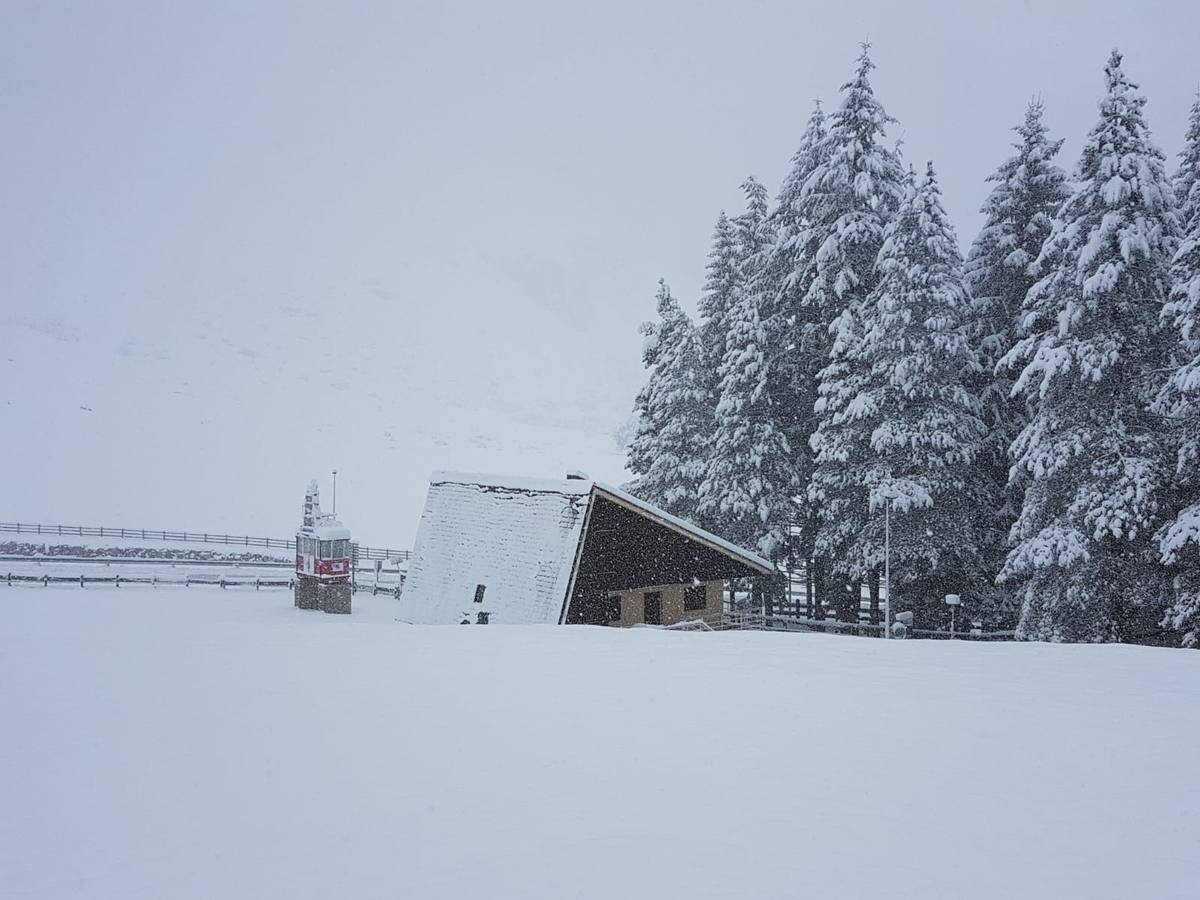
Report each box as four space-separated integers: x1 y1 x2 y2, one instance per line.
879 486 901 640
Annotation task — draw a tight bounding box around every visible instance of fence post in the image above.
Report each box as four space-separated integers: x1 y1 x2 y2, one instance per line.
185 576 190 588
152 576 157 589
43 574 48 587
115 574 121 588
255 578 260 591
6 572 11 587
80 574 84 588
219 578 225 589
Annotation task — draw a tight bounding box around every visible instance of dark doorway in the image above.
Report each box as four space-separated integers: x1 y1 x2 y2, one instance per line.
643 591 662 625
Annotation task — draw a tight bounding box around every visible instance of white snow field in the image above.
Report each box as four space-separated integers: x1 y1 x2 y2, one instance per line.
2 587 1197 900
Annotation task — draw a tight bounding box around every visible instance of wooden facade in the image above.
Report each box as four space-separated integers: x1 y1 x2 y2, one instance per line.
562 488 769 626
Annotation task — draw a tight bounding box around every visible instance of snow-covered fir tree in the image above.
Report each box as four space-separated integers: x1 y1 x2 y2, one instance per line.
755 101 830 575
1000 51 1180 642
733 176 773 269
1172 94 1200 222
803 44 907 616
698 274 797 558
698 178 774 395
697 176 794 555
626 279 710 522
697 210 741 401
1157 94 1200 646
964 99 1070 625
812 164 986 624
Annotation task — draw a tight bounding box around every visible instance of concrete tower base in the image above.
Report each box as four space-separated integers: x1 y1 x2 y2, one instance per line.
295 578 319 610
319 582 352 615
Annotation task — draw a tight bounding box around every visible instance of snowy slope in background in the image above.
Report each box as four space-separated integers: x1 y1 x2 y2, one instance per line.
2 587 1197 899
1 273 637 547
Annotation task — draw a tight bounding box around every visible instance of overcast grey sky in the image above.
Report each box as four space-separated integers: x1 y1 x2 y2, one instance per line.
3 1 1198 541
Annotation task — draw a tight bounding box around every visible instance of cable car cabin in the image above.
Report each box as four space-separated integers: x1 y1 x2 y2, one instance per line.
295 523 352 582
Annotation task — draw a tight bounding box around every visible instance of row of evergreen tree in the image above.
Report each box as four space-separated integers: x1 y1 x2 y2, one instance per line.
626 45 1200 646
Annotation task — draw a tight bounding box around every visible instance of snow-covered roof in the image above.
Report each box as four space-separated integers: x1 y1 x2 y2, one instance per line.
311 521 351 541
399 472 590 625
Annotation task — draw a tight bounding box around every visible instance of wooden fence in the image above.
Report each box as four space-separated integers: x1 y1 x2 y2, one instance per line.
0 521 411 562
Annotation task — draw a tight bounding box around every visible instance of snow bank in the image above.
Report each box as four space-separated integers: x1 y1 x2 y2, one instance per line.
1 587 1196 899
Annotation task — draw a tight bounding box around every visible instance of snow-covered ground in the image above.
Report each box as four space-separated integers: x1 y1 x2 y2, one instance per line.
2 587 1197 899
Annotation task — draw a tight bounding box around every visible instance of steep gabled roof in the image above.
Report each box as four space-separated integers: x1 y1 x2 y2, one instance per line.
399 472 590 625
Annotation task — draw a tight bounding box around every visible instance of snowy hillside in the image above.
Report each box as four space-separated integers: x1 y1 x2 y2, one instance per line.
0 279 636 547
2 587 1196 899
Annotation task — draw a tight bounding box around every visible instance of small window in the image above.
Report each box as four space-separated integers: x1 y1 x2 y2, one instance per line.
335 539 348 557
474 584 486 603
684 584 707 611
320 540 332 558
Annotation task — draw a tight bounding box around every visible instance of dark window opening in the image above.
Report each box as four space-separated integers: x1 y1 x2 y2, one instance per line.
474 584 486 603
684 584 707 611
643 591 662 625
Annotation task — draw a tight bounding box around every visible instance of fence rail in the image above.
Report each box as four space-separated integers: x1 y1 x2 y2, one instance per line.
4 571 292 589
4 570 404 597
0 521 411 562
722 609 1012 641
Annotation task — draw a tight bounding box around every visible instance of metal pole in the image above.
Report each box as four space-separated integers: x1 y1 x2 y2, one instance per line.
332 470 338 516
884 498 891 639
950 604 956 640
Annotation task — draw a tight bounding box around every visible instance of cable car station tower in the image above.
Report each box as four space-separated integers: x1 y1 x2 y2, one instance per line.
294 478 352 614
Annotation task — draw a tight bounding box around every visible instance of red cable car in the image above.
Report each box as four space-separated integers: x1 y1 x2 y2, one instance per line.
295 480 352 610
295 522 352 581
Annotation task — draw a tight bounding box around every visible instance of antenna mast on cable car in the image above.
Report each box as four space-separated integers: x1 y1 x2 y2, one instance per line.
294 475 353 614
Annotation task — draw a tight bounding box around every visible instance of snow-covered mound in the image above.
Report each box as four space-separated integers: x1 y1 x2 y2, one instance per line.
0 276 635 548
1 587 1196 899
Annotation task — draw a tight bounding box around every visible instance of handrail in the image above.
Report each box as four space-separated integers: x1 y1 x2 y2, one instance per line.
0 521 411 561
